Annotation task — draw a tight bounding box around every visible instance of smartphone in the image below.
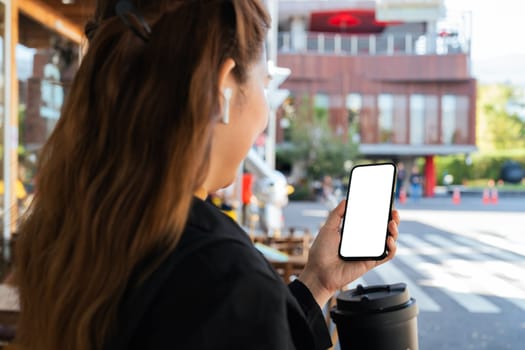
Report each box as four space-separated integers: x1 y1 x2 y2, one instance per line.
338 162 397 261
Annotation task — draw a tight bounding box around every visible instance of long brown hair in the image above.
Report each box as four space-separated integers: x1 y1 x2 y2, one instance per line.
14 1 269 349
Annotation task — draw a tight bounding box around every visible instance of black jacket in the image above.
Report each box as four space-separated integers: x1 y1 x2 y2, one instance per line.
106 198 332 350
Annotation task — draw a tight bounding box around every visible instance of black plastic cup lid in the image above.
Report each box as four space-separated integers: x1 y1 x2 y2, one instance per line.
336 283 410 312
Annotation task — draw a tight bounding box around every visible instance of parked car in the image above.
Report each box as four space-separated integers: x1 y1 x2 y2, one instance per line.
500 160 524 184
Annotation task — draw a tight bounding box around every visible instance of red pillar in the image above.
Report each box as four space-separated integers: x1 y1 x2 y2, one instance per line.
424 155 436 197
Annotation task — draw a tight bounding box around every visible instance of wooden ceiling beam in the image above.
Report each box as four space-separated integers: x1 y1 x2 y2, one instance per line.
18 0 84 44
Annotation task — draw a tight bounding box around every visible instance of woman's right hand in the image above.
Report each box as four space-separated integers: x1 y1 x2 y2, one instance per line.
298 200 400 307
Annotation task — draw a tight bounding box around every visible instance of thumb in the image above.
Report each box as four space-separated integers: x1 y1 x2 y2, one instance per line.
324 200 346 230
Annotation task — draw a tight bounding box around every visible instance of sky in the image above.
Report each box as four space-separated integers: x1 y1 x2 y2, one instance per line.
445 0 525 85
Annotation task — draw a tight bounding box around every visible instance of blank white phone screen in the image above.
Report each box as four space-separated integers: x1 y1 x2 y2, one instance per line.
340 164 395 258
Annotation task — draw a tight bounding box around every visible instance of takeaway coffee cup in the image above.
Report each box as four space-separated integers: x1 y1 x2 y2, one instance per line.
330 283 419 350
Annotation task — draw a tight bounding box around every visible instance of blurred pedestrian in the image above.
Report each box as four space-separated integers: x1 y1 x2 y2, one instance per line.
322 175 338 209
13 1 400 349
241 170 254 226
395 161 406 200
409 165 423 202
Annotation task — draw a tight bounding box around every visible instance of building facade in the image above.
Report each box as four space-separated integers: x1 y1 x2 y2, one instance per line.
0 0 479 236
274 0 477 196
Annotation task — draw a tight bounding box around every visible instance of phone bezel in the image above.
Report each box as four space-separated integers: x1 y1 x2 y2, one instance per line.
338 162 397 261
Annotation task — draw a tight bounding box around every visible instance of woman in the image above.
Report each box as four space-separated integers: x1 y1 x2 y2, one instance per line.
14 1 400 349
409 165 423 202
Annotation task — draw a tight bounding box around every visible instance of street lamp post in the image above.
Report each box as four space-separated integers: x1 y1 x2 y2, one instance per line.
265 0 291 170
266 62 290 170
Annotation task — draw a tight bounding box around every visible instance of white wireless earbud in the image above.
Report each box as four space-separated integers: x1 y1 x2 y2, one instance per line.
222 88 233 124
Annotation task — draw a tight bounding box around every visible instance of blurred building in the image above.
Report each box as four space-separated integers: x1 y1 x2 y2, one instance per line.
274 0 477 196
1 0 90 237
0 0 478 236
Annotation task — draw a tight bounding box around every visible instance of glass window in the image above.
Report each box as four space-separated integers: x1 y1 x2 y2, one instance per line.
18 14 79 217
378 94 393 143
314 93 329 122
442 94 469 144
314 93 329 109
410 95 425 144
455 96 469 144
346 93 362 116
360 95 376 143
424 95 439 144
346 93 362 143
392 95 407 144
410 94 439 144
442 95 455 144
378 94 408 144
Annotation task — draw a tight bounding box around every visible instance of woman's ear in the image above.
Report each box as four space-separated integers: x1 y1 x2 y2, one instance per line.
218 58 236 91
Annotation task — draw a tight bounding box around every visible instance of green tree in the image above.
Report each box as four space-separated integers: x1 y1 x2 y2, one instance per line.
477 84 525 151
435 84 525 185
277 95 359 181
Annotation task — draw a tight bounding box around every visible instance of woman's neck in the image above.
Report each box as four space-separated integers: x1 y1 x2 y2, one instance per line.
194 187 208 200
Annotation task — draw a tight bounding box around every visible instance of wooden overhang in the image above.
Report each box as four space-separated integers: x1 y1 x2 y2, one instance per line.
18 0 95 45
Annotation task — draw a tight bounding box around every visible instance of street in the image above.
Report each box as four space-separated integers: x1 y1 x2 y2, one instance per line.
283 196 525 350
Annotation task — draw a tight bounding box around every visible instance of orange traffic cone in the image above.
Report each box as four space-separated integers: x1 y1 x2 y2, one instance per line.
399 188 407 204
482 188 490 204
490 188 499 204
452 188 461 204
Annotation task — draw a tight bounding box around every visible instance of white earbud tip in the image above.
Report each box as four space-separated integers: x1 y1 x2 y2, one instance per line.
224 87 233 99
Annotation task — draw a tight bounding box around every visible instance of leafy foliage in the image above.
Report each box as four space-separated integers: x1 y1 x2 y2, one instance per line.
477 84 525 151
435 151 525 185
436 84 525 184
276 95 359 182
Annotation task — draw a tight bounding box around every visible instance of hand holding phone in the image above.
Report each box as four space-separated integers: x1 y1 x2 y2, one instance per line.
338 163 397 260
